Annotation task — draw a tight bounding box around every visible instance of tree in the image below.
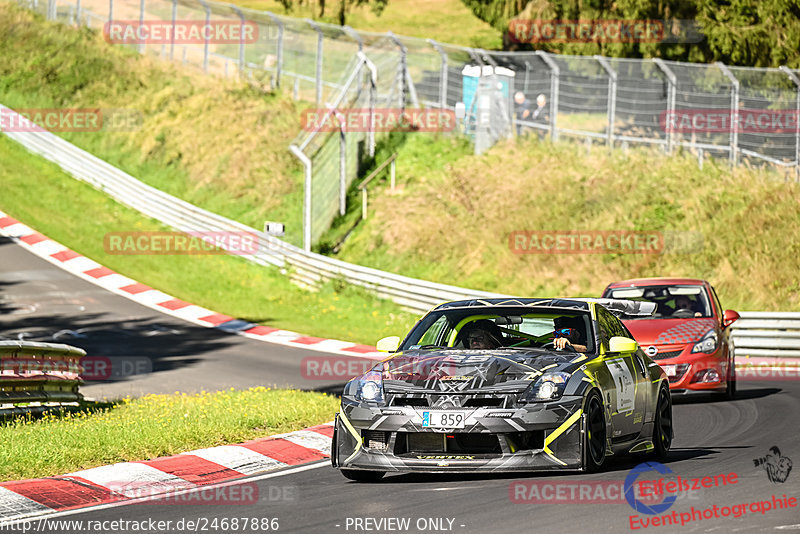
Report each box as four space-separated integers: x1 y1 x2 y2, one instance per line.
277 0 389 26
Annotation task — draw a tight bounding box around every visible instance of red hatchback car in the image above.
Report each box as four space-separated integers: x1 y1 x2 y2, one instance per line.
602 278 740 398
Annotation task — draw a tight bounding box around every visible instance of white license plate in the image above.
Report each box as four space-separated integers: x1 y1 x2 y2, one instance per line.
422 411 465 429
662 365 677 377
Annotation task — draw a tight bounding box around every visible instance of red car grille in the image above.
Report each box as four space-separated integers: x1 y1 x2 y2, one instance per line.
651 349 683 360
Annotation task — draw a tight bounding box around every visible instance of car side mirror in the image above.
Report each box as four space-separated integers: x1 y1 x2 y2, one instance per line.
376 336 400 352
609 336 638 354
723 310 740 328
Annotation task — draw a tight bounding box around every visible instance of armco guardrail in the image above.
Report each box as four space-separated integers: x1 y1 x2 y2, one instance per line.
731 312 800 359
0 104 507 315
0 341 85 406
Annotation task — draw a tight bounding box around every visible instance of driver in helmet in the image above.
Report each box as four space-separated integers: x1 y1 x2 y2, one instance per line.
552 316 588 352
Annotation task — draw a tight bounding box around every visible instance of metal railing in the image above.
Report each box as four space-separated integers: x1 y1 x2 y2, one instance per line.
731 312 800 359
0 103 507 315
14 0 800 250
0 341 85 407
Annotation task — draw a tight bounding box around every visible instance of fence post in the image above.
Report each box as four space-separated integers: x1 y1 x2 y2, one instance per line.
780 66 800 182
289 145 313 251
47 0 55 19
197 0 210 73
342 25 363 52
427 39 448 109
653 59 677 154
169 0 176 60
265 13 283 88
334 109 347 216
108 0 112 23
306 19 324 106
595 56 617 148
358 51 378 158
535 51 559 141
231 6 246 77
76 0 81 26
387 32 408 110
717 62 740 167
138 0 146 54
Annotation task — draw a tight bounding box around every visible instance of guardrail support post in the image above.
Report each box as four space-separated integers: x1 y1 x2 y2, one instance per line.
780 66 800 182
289 145 313 251
535 50 559 141
595 56 617 149
306 19 324 106
266 13 283 88
654 59 677 154
717 62 740 167
427 39 448 109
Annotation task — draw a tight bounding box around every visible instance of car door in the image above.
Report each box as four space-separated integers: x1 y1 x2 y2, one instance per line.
596 307 647 439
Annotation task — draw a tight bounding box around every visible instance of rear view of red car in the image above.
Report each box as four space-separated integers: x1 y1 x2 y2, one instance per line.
602 278 740 398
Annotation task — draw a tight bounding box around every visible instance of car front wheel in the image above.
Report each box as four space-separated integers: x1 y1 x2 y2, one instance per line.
652 384 673 459
583 390 607 472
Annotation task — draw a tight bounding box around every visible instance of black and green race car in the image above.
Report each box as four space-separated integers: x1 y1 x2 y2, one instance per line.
331 298 673 481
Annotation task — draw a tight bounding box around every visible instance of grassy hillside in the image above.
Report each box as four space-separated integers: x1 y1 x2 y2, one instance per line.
229 0 502 49
0 4 307 246
332 134 800 311
0 134 417 343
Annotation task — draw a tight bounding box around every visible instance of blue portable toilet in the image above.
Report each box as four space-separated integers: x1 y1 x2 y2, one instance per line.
461 65 515 135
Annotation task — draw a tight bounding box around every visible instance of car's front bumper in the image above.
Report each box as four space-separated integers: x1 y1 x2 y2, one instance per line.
656 350 729 392
332 396 585 473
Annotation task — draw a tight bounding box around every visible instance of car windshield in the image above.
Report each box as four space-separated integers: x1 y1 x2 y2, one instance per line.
604 285 711 319
399 307 596 354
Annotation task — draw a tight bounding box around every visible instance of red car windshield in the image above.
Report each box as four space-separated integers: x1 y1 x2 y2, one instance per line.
604 285 712 319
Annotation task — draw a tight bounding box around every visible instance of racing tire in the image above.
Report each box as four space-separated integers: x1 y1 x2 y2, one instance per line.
721 356 737 400
583 390 607 472
652 385 673 459
341 469 385 482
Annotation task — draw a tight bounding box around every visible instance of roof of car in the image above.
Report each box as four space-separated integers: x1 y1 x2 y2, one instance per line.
435 298 591 311
605 277 708 288
435 297 656 318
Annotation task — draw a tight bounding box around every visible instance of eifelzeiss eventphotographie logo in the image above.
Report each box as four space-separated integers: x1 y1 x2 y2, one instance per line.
624 462 677 515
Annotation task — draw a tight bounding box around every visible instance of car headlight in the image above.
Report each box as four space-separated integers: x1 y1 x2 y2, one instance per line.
524 372 571 402
691 330 718 354
344 370 385 404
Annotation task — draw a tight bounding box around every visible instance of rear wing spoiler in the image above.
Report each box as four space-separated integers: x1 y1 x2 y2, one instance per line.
576 298 656 318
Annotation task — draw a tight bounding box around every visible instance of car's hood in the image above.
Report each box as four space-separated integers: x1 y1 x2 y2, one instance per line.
378 349 582 390
622 317 718 346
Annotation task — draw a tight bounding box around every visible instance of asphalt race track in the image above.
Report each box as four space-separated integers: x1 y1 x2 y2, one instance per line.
0 237 347 398
2 239 799 533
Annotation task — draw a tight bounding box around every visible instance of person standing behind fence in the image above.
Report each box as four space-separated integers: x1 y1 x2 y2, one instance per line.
515 92 548 138
514 91 532 136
